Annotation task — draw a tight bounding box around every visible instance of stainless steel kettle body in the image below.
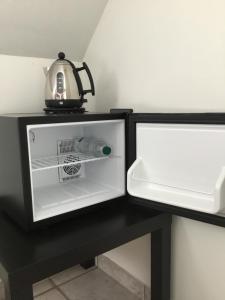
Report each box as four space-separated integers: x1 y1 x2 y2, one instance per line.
44 52 95 108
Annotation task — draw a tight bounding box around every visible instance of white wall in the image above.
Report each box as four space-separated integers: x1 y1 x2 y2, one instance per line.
0 0 108 60
0 55 53 114
85 0 225 113
84 0 225 299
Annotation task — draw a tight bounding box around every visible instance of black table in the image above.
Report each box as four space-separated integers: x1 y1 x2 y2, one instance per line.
0 200 172 300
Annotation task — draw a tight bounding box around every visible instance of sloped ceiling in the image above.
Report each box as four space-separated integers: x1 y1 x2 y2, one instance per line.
0 0 108 60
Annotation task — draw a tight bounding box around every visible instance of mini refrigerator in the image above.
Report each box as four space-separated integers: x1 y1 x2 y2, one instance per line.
1 111 225 230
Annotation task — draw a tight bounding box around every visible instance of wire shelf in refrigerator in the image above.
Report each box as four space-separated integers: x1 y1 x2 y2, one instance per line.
32 152 109 172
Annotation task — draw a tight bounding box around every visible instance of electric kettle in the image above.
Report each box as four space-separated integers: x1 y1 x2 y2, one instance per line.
43 52 95 108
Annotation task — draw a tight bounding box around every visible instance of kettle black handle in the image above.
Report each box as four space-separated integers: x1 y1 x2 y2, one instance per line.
63 58 84 97
72 68 84 97
76 62 95 96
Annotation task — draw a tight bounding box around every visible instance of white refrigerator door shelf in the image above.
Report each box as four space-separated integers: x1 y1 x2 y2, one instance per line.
127 124 225 214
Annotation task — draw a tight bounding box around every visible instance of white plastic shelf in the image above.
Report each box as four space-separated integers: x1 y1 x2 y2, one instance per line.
32 152 109 172
128 157 225 214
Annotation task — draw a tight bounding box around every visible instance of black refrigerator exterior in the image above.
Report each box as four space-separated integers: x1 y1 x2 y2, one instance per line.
1 111 225 231
0 112 128 230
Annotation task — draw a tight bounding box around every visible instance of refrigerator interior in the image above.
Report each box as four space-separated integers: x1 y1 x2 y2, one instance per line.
128 123 225 214
27 120 125 222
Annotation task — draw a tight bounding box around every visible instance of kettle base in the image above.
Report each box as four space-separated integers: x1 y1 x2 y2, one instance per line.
44 107 86 114
45 99 87 109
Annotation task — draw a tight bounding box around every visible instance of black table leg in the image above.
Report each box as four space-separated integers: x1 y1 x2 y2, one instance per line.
151 224 171 300
80 258 95 269
4 274 33 300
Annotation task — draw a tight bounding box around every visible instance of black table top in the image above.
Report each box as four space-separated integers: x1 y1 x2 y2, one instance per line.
0 201 171 280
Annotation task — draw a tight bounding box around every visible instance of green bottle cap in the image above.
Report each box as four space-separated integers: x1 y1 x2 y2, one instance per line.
103 146 111 155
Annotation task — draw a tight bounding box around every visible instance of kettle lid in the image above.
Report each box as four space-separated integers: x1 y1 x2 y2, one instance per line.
51 52 70 66
58 52 66 60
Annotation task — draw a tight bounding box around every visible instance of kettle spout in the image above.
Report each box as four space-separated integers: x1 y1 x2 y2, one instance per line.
43 66 49 76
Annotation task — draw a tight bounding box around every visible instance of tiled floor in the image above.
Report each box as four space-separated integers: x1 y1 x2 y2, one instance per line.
32 265 141 300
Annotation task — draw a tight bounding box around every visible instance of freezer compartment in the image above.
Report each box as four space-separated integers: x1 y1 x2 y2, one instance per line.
27 120 125 222
127 123 225 214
